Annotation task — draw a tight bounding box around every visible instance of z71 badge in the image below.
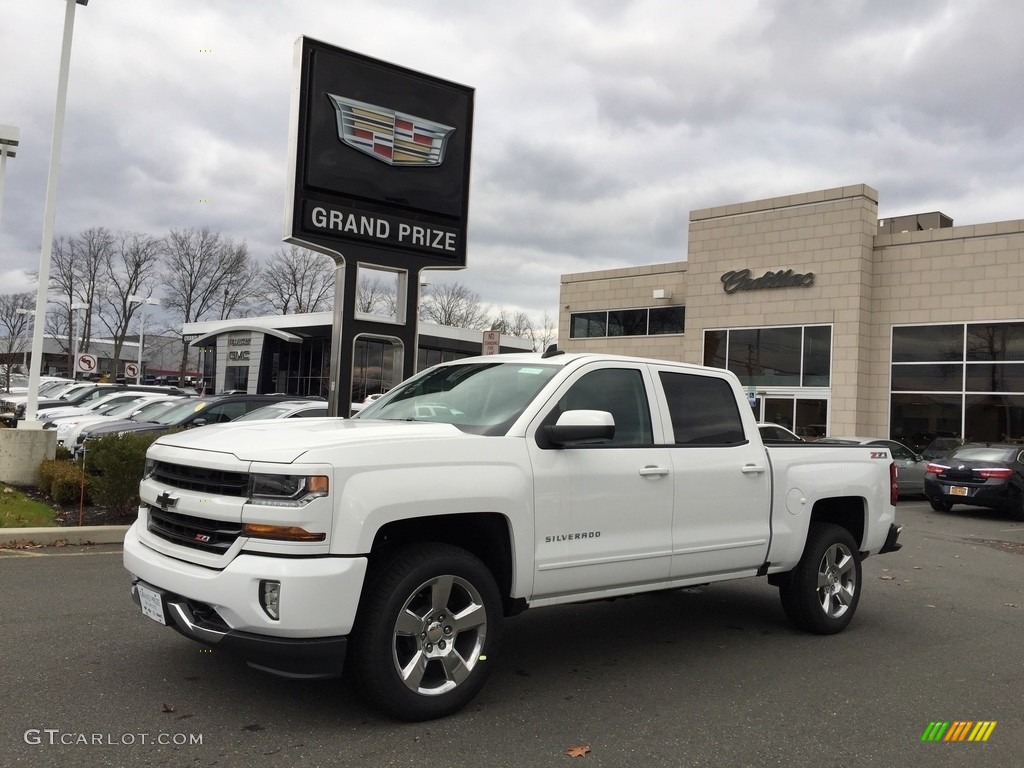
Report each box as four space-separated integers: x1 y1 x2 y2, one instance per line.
870 451 888 459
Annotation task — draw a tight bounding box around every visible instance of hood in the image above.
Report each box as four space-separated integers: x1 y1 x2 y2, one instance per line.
151 418 470 463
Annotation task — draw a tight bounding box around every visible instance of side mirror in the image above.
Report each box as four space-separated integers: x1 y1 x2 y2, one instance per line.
542 410 615 447
191 418 208 428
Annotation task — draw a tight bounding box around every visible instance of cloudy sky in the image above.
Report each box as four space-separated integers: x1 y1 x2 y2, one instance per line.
2 0 1022 322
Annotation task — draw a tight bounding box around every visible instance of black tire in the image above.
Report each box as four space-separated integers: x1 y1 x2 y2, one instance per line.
777 523 862 635
350 543 502 721
929 498 952 513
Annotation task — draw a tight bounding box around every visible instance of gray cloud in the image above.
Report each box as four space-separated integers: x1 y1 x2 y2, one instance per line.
1 0 1023 320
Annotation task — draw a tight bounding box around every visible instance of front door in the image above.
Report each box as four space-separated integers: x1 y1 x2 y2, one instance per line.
528 364 673 598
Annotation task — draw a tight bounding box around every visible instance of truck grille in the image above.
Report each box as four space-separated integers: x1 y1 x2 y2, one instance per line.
151 460 249 496
147 508 243 554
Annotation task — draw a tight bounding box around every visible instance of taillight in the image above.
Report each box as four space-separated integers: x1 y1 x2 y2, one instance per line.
890 462 898 506
976 467 1013 480
925 463 948 475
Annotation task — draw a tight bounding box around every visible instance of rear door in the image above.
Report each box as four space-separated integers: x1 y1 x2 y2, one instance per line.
651 366 771 579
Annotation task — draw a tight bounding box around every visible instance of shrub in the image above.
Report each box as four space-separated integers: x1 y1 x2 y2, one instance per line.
85 432 161 516
55 445 73 461
50 462 90 506
37 459 64 496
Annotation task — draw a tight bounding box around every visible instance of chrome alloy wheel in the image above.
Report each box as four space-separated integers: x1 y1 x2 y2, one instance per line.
816 542 857 619
391 574 488 696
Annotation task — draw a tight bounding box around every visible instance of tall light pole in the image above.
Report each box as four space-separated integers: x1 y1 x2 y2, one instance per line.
128 295 159 384
69 302 87 378
0 124 18 233
23 0 90 427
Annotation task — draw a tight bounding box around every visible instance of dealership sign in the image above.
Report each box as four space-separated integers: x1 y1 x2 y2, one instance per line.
284 37 474 268
720 268 815 294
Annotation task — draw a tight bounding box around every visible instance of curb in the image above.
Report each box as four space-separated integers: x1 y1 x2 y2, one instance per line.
0 525 129 547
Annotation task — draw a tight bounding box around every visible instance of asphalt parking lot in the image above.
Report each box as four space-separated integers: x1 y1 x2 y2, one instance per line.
1 498 1021 768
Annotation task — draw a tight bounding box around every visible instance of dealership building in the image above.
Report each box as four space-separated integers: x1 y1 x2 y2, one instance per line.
559 183 1024 450
182 313 532 404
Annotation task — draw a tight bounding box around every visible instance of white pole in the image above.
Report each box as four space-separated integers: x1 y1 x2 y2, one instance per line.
0 147 8 230
24 0 81 426
137 308 145 384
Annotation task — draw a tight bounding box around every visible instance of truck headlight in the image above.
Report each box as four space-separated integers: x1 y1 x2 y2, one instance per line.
247 473 329 507
143 458 156 479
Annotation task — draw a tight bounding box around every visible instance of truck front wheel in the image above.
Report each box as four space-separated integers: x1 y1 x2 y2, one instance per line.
777 523 862 635
350 543 503 721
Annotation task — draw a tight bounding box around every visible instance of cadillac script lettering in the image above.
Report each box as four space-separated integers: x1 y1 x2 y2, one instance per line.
721 268 815 294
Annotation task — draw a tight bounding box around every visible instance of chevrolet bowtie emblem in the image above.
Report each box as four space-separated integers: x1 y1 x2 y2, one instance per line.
155 491 178 510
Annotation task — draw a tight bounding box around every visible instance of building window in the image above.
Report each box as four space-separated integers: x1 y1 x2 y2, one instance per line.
703 325 830 388
890 321 1024 447
224 365 249 392
569 306 685 339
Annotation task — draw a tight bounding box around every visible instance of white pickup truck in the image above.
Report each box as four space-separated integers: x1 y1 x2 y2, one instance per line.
123 351 902 721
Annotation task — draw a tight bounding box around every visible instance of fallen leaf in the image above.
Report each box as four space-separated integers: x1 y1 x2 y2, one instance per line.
1005 603 1019 608
880 575 895 580
565 744 591 758
913 566 923 570
161 703 175 713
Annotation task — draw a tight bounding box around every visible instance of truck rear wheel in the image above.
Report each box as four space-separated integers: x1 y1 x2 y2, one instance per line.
350 543 502 721
777 523 861 635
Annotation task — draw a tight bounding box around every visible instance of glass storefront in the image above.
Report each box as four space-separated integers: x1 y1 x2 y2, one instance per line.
890 322 1024 450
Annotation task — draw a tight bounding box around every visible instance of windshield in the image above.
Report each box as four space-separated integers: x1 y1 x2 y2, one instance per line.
234 404 292 421
153 400 207 425
130 400 181 421
355 362 560 435
950 447 1018 463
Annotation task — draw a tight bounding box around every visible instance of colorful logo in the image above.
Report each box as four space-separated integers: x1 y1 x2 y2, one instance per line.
328 95 454 167
921 721 996 742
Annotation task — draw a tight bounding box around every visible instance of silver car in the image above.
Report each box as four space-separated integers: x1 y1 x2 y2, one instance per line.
816 436 926 498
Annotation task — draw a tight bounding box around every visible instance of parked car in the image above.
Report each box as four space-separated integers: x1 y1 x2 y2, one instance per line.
816 436 926 498
55 395 189 449
232 400 330 421
76 393 315 452
924 443 1024 519
8 383 189 423
757 422 805 443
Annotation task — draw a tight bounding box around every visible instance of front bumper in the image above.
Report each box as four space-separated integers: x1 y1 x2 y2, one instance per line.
123 522 368 679
130 580 347 678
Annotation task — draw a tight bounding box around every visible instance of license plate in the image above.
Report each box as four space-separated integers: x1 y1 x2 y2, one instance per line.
137 583 167 625
950 486 969 497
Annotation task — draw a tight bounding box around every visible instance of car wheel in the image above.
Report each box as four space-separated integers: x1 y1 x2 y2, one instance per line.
350 543 502 721
777 523 862 635
929 498 952 513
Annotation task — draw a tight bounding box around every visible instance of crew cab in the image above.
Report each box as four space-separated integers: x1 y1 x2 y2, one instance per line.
123 351 901 721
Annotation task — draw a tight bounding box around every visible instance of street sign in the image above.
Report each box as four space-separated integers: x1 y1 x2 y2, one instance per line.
482 330 500 356
75 353 97 374
124 362 140 379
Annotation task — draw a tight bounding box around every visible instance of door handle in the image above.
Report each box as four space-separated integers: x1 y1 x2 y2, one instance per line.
741 464 767 474
639 465 670 477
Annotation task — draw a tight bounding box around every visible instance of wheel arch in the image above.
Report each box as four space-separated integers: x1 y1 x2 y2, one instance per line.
809 496 866 550
369 513 519 615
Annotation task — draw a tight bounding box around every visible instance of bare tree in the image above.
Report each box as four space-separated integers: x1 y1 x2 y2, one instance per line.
491 309 558 352
161 228 256 384
419 281 490 330
258 245 334 314
42 229 113 374
0 292 35 390
94 231 162 367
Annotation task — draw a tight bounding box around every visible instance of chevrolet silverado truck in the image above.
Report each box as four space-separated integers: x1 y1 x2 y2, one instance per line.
123 351 902 721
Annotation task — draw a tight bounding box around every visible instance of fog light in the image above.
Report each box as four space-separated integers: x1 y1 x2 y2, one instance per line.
260 580 281 620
